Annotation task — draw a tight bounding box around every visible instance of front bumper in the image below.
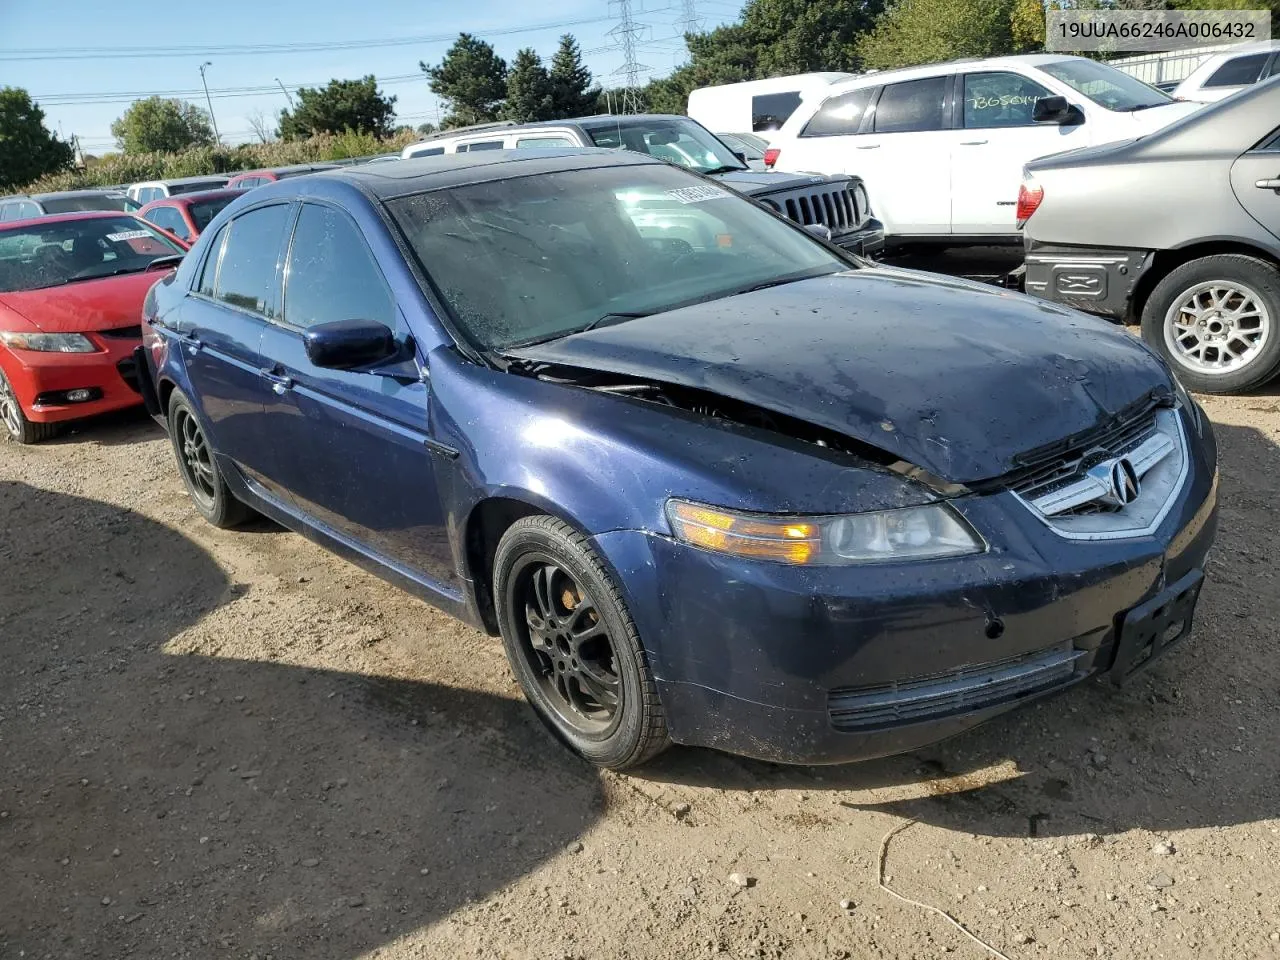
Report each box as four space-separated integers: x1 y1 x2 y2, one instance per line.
1023 240 1154 319
0 337 144 424
591 413 1218 764
834 217 886 258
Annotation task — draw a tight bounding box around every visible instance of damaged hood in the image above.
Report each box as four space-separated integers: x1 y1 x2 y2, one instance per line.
505 269 1173 485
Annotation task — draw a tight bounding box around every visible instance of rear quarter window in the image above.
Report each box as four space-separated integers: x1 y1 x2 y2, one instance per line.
801 88 873 137
1204 52 1270 88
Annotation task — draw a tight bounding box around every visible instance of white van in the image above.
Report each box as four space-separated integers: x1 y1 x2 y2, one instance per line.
768 54 1202 244
1172 40 1280 103
686 73 854 135
126 176 230 205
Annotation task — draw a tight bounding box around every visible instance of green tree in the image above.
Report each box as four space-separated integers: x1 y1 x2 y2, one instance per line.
416 121 438 135
505 48 554 122
548 34 599 118
278 76 396 141
743 0 886 74
110 96 215 154
857 0 1018 69
423 33 509 127
0 88 74 191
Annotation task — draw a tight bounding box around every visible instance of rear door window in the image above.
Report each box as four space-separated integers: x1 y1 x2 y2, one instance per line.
751 91 802 132
196 224 228 297
458 140 504 152
212 204 293 317
801 88 873 137
872 77 949 133
1204 52 1270 87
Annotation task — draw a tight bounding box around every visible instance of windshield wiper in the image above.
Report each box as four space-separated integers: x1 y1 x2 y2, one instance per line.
700 164 748 176
503 312 651 349
1130 102 1169 111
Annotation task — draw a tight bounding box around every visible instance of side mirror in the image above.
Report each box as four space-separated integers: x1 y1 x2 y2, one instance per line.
803 222 833 243
1033 96 1083 125
303 318 398 370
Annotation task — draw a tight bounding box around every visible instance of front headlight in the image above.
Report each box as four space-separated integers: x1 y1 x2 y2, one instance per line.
666 499 984 565
0 331 97 353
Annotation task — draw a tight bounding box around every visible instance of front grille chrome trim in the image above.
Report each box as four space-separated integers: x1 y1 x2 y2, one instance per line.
828 643 1086 732
1014 408 1190 541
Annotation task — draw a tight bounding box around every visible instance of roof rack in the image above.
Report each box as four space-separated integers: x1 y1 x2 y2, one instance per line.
414 120 519 143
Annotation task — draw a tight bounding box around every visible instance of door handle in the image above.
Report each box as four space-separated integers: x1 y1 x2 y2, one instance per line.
1256 178 1280 190
260 370 294 395
855 144 881 150
959 139 988 145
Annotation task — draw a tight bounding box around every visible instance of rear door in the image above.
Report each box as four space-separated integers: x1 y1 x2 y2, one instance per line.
256 201 454 588
949 70 1087 236
1231 125 1280 242
174 202 294 494
857 74 955 236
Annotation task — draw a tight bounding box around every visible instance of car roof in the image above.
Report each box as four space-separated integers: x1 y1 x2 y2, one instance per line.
309 148 663 200
403 113 705 151
29 189 129 200
144 188 246 207
134 175 229 187
0 210 138 231
236 163 339 176
820 53 1080 91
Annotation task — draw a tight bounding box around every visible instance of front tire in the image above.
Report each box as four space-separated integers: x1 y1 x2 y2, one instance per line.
166 389 253 528
493 515 670 770
0 367 58 444
1141 254 1280 394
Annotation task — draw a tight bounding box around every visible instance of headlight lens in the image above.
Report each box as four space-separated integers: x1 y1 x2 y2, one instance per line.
0 331 97 353
666 499 984 565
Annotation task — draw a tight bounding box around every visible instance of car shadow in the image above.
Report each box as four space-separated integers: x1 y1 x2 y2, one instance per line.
40 405 162 447
0 481 603 959
636 419 1280 842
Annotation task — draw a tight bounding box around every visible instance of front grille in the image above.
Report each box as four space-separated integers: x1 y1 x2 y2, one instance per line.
116 356 141 394
1003 398 1164 504
100 325 143 340
760 182 861 235
828 643 1085 732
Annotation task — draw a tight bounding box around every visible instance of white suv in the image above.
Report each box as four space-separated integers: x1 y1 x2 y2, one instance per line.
768 54 1201 244
1172 41 1280 103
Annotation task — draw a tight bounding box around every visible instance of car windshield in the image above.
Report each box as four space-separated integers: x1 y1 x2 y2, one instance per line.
583 118 747 175
188 195 238 232
1040 58 1173 111
0 216 184 293
387 163 846 350
40 194 140 214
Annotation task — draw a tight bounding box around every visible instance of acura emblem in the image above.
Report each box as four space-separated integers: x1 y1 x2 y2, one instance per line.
1107 457 1141 506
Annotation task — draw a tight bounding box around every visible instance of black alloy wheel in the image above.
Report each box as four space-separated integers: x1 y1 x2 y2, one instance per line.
494 515 669 769
165 389 253 528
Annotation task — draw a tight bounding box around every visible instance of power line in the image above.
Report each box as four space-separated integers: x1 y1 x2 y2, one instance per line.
0 12 630 62
35 74 426 106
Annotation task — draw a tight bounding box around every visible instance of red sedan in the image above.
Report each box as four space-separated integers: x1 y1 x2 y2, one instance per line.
137 188 244 244
0 212 187 443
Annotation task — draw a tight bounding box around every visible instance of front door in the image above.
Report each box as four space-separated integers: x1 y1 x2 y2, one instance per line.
949 71 1089 236
175 203 294 494
1231 126 1280 243
256 201 455 589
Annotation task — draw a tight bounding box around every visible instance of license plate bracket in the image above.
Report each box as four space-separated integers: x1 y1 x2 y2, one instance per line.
1111 568 1203 685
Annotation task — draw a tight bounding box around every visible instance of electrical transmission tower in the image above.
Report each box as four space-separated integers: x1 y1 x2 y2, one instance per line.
607 0 649 113
677 0 702 39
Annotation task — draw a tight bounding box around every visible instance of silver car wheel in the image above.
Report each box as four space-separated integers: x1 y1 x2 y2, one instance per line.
0 369 23 439
1164 280 1271 376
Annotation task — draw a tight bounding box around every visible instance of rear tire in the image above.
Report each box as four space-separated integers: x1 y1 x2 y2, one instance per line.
493 515 670 770
166 389 253 528
1141 255 1280 394
0 367 58 444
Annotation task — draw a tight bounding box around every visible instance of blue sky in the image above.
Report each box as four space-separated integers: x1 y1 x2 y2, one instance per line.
1 0 741 154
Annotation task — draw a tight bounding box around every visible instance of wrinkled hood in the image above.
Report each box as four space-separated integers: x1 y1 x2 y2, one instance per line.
0 270 166 334
712 168 842 197
506 269 1172 485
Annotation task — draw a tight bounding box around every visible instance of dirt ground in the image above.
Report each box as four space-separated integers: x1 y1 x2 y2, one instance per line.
3 380 1279 960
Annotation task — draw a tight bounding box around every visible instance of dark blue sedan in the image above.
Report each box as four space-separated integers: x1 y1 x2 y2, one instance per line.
138 150 1218 769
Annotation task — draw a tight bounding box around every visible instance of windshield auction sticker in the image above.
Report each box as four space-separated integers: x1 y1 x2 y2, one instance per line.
666 185 732 205
1046 9 1270 52
105 230 154 242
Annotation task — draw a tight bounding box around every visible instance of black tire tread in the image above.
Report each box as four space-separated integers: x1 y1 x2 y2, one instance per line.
496 515 670 769
166 390 254 529
0 370 59 444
